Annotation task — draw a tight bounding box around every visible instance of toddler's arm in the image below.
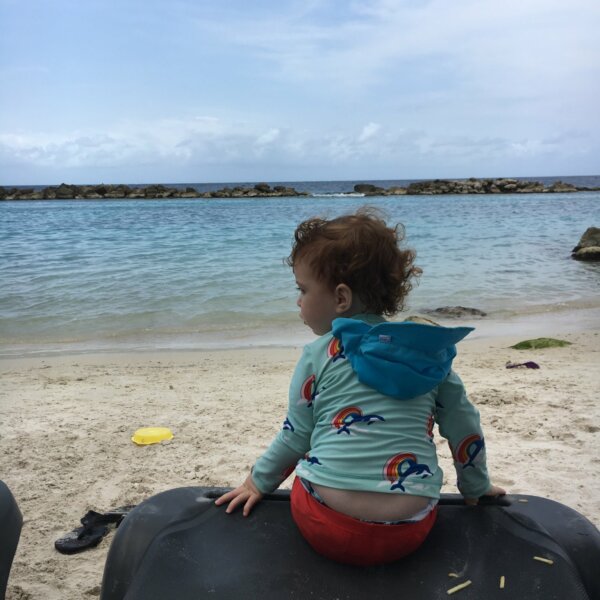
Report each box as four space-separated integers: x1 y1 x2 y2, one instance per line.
435 370 505 501
216 345 317 515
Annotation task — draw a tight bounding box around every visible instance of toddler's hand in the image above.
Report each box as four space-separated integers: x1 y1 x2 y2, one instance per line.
214 474 264 517
464 484 507 506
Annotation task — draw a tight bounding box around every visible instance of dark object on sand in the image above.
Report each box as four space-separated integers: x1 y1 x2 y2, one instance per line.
424 306 487 318
100 486 600 600
510 338 572 350
0 481 22 599
55 523 109 555
506 361 540 369
55 506 135 554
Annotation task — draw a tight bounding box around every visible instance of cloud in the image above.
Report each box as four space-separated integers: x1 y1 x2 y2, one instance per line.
358 122 381 143
255 128 281 146
166 0 600 165
189 0 600 97
1 116 594 182
1 1 598 183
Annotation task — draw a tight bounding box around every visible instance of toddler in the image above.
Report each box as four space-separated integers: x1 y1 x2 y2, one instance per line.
216 207 504 566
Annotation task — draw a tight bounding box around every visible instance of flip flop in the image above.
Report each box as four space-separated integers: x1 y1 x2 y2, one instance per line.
80 505 136 529
54 523 109 554
55 505 136 554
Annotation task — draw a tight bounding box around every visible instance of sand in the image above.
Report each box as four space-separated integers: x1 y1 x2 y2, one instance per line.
1 325 599 599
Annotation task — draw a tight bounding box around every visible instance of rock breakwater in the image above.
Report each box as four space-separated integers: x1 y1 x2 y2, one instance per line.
2 178 598 201
353 178 598 195
0 182 308 201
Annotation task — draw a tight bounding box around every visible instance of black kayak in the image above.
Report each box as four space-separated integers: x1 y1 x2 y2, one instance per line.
100 486 600 600
0 481 22 600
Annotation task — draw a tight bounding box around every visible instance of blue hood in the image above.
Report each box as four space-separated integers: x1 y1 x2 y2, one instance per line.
331 317 473 400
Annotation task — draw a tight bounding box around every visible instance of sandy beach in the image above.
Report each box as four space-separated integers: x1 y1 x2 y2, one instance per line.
1 322 599 599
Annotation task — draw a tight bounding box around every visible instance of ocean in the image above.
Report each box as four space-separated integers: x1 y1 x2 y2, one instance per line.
1 177 599 356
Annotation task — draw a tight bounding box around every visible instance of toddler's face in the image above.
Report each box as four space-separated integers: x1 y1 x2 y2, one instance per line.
294 261 339 336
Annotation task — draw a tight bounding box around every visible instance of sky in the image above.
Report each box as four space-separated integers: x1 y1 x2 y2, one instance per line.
1 0 599 185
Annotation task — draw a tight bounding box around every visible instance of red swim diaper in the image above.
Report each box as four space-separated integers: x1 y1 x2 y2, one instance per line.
290 477 437 566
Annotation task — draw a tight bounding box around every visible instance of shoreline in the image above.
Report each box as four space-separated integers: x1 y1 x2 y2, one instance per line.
2 303 599 360
1 316 598 598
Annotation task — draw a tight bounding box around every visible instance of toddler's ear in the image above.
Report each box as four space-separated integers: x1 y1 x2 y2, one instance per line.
334 283 353 313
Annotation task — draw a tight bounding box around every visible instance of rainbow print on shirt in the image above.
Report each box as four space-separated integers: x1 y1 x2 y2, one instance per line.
384 452 433 492
452 434 485 468
331 406 385 435
327 337 345 362
299 374 317 407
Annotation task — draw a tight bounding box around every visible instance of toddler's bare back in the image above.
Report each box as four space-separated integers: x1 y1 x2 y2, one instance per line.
312 482 431 521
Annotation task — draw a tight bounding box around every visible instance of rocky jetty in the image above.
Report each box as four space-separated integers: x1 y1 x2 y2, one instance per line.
0 182 308 201
202 183 308 198
353 178 598 196
572 227 600 261
2 177 598 201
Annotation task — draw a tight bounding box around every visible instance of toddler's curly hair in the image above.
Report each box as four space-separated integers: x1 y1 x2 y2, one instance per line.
286 207 421 316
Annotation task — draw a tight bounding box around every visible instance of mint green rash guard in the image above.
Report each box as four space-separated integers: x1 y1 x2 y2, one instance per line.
252 314 491 500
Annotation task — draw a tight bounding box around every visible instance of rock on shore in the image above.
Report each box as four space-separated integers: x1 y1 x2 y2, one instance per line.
572 227 600 261
423 306 488 318
0 182 308 201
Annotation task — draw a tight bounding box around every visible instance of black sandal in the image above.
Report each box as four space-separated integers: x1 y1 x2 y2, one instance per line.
55 505 135 554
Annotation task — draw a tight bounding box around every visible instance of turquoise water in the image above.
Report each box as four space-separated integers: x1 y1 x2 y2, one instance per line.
1 189 599 355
